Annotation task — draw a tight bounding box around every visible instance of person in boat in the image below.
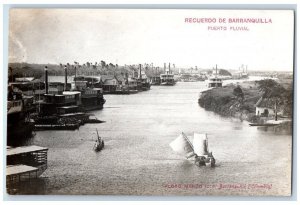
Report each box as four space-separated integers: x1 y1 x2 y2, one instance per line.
194 154 206 166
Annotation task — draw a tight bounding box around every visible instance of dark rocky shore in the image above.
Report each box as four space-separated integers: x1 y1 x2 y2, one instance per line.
198 81 261 121
198 79 293 122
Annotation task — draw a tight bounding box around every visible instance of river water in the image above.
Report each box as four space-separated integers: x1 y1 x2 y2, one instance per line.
16 79 292 196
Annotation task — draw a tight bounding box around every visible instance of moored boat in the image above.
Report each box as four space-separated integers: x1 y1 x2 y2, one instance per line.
207 65 223 88
7 85 34 142
160 63 176 86
160 74 175 86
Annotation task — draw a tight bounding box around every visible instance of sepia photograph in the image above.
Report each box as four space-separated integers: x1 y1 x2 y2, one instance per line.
5 8 294 197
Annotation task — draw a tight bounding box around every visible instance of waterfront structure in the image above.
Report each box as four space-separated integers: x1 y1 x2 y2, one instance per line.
254 97 275 117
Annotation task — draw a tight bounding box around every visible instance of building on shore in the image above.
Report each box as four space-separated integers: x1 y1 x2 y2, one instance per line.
101 75 118 93
254 97 284 117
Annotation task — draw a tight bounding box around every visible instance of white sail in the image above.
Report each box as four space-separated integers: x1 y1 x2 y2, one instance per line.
193 133 209 156
169 132 195 158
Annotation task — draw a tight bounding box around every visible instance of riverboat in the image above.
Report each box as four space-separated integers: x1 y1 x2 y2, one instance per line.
150 76 161 85
72 77 106 110
160 74 175 85
207 65 223 88
7 85 34 141
207 77 223 88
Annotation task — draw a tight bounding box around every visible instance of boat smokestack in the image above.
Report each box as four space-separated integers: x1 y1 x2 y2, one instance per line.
9 67 13 82
139 64 142 80
64 65 68 91
164 63 166 73
45 66 48 94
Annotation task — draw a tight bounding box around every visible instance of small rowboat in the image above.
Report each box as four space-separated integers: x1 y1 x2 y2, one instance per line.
93 129 104 152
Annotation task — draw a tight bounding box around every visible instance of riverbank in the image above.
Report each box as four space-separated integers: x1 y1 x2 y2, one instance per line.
198 79 293 122
198 81 260 121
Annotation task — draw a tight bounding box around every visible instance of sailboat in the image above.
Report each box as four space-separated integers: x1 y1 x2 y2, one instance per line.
94 129 104 152
169 132 216 167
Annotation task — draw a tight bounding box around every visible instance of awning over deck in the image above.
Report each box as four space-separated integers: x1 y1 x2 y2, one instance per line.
6 165 38 176
7 145 48 156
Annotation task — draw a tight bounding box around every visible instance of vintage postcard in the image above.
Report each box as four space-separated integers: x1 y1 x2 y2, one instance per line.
6 8 294 196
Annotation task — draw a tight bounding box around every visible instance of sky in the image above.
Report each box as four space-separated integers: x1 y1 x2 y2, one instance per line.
9 9 294 71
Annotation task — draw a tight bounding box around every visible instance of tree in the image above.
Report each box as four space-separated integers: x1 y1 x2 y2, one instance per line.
256 79 286 120
219 69 232 76
233 85 244 101
109 63 114 68
101 61 106 68
282 84 293 117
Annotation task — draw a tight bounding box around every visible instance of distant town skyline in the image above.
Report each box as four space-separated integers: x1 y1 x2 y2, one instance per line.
9 9 294 71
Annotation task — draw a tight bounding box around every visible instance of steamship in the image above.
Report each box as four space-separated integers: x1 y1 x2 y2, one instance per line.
7 85 34 144
43 66 105 112
207 65 223 88
160 63 175 86
31 66 105 130
72 76 106 111
134 64 151 91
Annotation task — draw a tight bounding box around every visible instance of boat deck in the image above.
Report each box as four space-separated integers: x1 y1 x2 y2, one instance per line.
6 164 39 184
6 164 38 176
7 145 48 156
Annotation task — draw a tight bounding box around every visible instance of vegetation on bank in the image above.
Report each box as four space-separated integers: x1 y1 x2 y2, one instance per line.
198 79 293 122
8 62 235 82
8 62 166 81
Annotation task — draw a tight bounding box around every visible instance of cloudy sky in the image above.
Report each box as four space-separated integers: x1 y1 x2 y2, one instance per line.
9 9 294 71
